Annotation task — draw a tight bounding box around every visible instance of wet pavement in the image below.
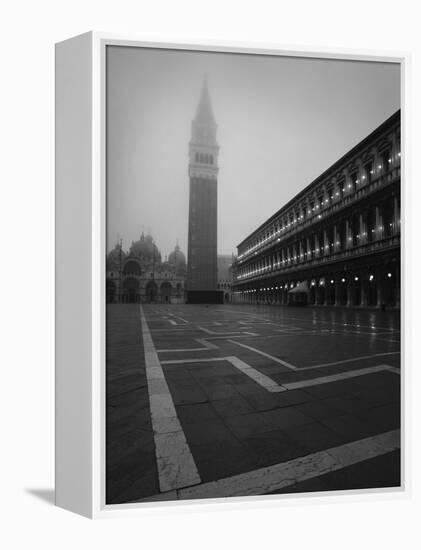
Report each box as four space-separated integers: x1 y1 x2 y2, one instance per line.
106 303 400 504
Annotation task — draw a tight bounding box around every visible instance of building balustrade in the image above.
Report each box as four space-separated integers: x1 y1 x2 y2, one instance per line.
237 234 399 283
237 167 400 264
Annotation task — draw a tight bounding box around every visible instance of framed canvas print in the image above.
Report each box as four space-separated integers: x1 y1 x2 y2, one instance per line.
55 32 407 518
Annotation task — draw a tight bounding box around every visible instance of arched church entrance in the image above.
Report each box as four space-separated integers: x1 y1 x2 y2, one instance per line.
123 277 140 303
145 281 158 303
160 282 172 304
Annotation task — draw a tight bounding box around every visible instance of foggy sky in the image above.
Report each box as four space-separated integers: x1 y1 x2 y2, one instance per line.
106 46 400 258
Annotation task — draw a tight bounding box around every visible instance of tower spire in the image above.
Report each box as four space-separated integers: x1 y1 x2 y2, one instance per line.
194 76 216 125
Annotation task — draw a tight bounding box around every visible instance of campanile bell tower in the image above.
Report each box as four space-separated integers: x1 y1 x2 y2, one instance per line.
187 78 219 297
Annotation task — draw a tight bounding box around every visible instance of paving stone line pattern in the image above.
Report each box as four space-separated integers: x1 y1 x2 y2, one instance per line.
107 304 400 501
178 429 400 499
228 338 399 371
161 356 399 394
132 429 399 501
139 305 201 492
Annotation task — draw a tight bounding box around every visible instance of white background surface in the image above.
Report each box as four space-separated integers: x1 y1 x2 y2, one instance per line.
1 0 420 547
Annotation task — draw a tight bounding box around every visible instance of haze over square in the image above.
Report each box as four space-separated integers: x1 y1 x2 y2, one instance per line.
106 47 400 258
105 46 401 504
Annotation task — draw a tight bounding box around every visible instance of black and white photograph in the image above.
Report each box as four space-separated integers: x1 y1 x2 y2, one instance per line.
7 0 421 543
105 45 401 504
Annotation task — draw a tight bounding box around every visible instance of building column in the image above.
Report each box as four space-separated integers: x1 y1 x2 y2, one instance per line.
375 206 384 240
360 270 369 307
322 281 328 305
281 248 286 267
346 278 354 307
323 230 329 256
345 219 352 249
359 213 367 245
306 237 312 260
315 284 321 305
333 225 340 252
317 281 326 305
327 276 335 305
314 234 320 258
334 279 341 306
376 267 385 307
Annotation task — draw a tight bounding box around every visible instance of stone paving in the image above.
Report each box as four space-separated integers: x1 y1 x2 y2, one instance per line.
106 303 401 504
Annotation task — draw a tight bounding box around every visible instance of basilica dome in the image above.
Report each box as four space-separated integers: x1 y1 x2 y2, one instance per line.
168 243 186 275
130 233 161 262
107 243 126 272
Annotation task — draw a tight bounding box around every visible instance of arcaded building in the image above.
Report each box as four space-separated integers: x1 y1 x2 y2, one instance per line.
232 111 401 308
106 233 187 304
187 79 219 295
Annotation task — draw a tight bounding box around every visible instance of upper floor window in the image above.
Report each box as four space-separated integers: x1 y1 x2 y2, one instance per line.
337 178 345 198
364 160 374 184
381 150 391 172
350 171 359 191
327 186 334 202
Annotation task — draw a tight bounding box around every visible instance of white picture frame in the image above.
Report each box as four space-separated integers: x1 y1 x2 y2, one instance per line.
55 32 408 519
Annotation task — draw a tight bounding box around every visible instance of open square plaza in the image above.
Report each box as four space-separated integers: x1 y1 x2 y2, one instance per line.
106 303 400 503
104 50 401 505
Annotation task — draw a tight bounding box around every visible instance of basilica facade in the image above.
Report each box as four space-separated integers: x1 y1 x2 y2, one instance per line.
106 233 187 304
232 111 401 309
